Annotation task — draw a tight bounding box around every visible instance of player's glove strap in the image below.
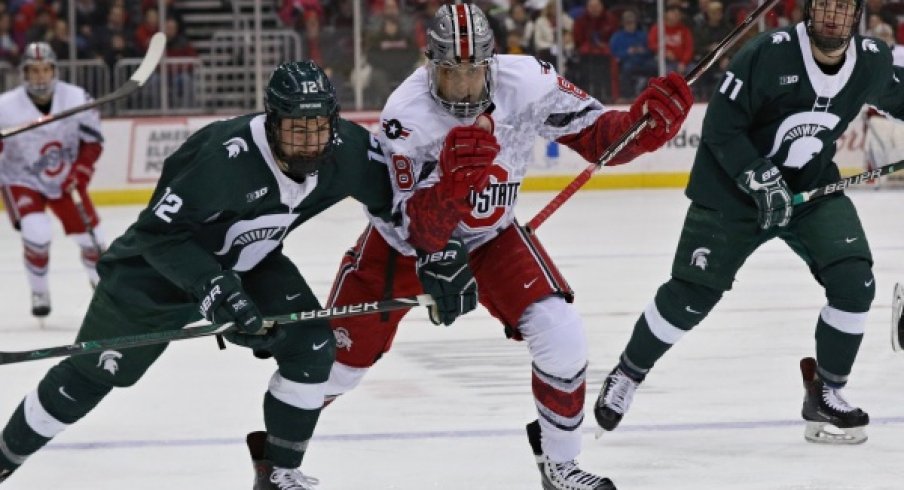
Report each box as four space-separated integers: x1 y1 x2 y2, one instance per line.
416 238 478 326
736 158 793 230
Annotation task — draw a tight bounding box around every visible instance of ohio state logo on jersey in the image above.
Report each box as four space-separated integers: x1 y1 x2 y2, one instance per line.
29 141 70 180
464 165 519 228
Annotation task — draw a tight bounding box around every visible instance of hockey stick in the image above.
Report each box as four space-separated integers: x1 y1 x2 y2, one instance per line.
792 160 902 205
0 32 166 140
892 283 903 352
525 0 781 234
69 187 104 253
0 294 435 365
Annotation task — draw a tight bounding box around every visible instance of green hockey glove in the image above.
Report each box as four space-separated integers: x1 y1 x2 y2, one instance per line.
736 158 793 230
416 238 478 326
194 271 284 350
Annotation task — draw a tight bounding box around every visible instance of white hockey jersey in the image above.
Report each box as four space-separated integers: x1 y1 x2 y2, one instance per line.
0 81 103 199
371 54 610 255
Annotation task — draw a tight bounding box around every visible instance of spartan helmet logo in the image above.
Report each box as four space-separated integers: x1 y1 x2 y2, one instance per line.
97 350 123 375
690 247 711 271
333 327 353 351
223 137 249 158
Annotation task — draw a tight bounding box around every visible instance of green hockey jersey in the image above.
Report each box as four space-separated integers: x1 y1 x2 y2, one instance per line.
686 23 904 215
95 113 392 320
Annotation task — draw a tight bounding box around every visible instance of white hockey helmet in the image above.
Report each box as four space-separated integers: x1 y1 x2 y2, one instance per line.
20 42 58 99
425 3 497 118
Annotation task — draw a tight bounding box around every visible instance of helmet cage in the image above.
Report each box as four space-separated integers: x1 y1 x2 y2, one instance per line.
804 0 863 53
425 3 497 118
264 61 340 180
20 42 58 99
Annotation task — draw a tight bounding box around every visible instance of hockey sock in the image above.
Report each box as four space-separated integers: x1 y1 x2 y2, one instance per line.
815 309 865 388
72 232 104 286
23 238 49 294
1 362 112 470
263 370 327 468
623 278 722 370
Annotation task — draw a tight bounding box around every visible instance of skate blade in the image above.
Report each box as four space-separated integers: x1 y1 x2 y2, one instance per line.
594 427 605 440
804 421 867 445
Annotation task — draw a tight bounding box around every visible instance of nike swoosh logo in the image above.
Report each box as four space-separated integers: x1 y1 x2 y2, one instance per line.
59 386 76 402
865 279 874 287
312 340 329 350
845 237 858 243
286 293 302 301
685 306 701 314
523 278 539 289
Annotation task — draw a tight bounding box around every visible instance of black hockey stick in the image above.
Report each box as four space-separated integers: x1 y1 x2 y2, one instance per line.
0 32 166 140
70 187 105 253
892 283 903 352
792 160 902 205
526 0 781 234
0 294 435 365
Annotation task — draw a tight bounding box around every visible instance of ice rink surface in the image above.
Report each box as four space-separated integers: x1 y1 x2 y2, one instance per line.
0 188 902 489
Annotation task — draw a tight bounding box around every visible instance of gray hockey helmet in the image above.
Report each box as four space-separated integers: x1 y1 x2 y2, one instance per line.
804 0 863 53
425 3 497 118
20 42 58 98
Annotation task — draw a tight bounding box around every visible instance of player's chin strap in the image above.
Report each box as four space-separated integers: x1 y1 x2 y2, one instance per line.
0 295 436 365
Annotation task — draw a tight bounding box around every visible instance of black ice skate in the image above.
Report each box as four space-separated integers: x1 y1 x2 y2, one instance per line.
800 357 869 445
31 291 50 318
892 283 903 352
593 366 642 435
525 420 616 490
247 431 319 490
0 467 12 483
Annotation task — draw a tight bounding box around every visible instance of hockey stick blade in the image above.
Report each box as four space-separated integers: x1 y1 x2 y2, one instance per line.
892 283 904 352
792 161 902 205
0 294 434 365
525 0 781 233
0 32 166 140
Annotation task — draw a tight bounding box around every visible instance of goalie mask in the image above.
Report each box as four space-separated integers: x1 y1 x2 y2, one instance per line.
20 42 58 99
425 3 497 118
264 61 340 180
804 0 863 53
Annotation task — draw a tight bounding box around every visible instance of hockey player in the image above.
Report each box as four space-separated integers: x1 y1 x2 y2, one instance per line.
0 61 403 489
320 3 693 489
594 0 900 445
0 42 105 319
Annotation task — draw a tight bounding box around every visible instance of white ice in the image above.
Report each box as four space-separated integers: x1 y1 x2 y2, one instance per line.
0 188 902 490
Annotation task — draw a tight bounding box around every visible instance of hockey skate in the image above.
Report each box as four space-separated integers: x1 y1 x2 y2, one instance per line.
525 420 616 490
593 366 642 436
247 432 319 490
892 283 903 352
0 467 12 483
800 357 869 445
31 291 50 318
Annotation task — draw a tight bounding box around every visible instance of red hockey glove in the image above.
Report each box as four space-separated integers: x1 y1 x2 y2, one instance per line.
63 161 95 192
438 123 499 200
631 72 693 152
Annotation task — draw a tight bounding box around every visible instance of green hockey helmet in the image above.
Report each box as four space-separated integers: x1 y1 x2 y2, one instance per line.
264 61 340 179
804 0 863 53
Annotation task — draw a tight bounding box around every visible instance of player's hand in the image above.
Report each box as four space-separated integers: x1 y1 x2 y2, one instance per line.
63 161 94 192
416 238 478 326
631 72 693 152
194 271 284 349
439 118 499 199
736 158 793 230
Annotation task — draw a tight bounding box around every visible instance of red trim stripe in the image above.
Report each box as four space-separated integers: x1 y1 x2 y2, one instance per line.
454 4 471 61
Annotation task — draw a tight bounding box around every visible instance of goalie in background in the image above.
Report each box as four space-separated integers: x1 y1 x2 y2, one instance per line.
861 21 904 189
593 0 904 446
0 42 105 320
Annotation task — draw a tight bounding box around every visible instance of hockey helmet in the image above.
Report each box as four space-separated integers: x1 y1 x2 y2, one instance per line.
20 42 57 99
264 61 340 180
804 0 863 53
425 3 497 118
